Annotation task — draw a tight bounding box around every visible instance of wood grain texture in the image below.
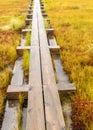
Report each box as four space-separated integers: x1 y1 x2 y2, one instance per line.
26 0 45 129
7 85 29 99
11 59 23 85
37 0 66 129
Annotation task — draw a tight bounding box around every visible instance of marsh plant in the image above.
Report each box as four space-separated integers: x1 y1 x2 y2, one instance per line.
18 94 25 130
25 32 31 46
44 0 93 129
23 50 30 76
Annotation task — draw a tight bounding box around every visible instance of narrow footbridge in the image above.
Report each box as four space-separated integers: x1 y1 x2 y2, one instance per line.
26 0 65 129
1 0 76 129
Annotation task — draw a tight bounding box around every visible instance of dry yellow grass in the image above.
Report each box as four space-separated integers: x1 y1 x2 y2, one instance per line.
44 0 93 129
0 0 29 27
0 0 29 118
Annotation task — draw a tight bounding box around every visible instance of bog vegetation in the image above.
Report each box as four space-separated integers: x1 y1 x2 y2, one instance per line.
0 0 93 129
44 0 93 129
0 0 29 119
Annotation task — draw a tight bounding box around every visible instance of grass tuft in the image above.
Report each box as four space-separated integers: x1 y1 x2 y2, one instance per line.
0 44 16 70
44 0 93 129
10 17 24 31
23 50 30 76
25 32 31 46
18 93 25 130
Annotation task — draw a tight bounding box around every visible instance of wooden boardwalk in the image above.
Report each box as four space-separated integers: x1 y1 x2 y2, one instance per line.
26 0 65 129
1 0 76 129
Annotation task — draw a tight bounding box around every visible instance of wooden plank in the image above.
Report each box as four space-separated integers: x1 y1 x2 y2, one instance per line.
17 46 31 50
49 45 60 54
11 59 23 85
54 56 70 82
25 19 32 25
28 9 32 13
47 28 54 35
41 6 44 9
22 28 54 35
57 82 76 92
42 9 46 13
17 46 30 56
42 13 47 17
7 85 29 99
22 29 31 32
26 48 45 130
54 55 76 92
37 0 66 129
43 84 66 130
41 3 44 6
29 3 32 7
29 47 42 85
49 37 57 46
28 6 32 10
17 45 59 55
1 101 19 130
26 0 45 129
27 14 32 19
31 0 39 46
20 37 26 46
28 8 32 11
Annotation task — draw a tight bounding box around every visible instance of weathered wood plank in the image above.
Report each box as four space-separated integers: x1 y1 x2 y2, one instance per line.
17 46 31 50
1 101 19 130
22 28 54 35
47 28 54 35
41 9 46 13
20 37 26 46
54 55 76 92
28 6 32 10
31 0 39 46
43 84 65 130
42 13 47 17
11 59 23 85
26 47 45 130
22 28 31 33
7 85 29 99
26 0 45 129
27 13 32 19
41 3 44 6
49 37 57 46
17 46 30 56
17 45 60 55
25 19 32 25
57 82 76 92
37 0 66 129
49 45 60 54
41 6 44 9
28 9 32 13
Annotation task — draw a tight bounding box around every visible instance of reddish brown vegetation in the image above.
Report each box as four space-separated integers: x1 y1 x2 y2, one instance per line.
72 95 93 130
